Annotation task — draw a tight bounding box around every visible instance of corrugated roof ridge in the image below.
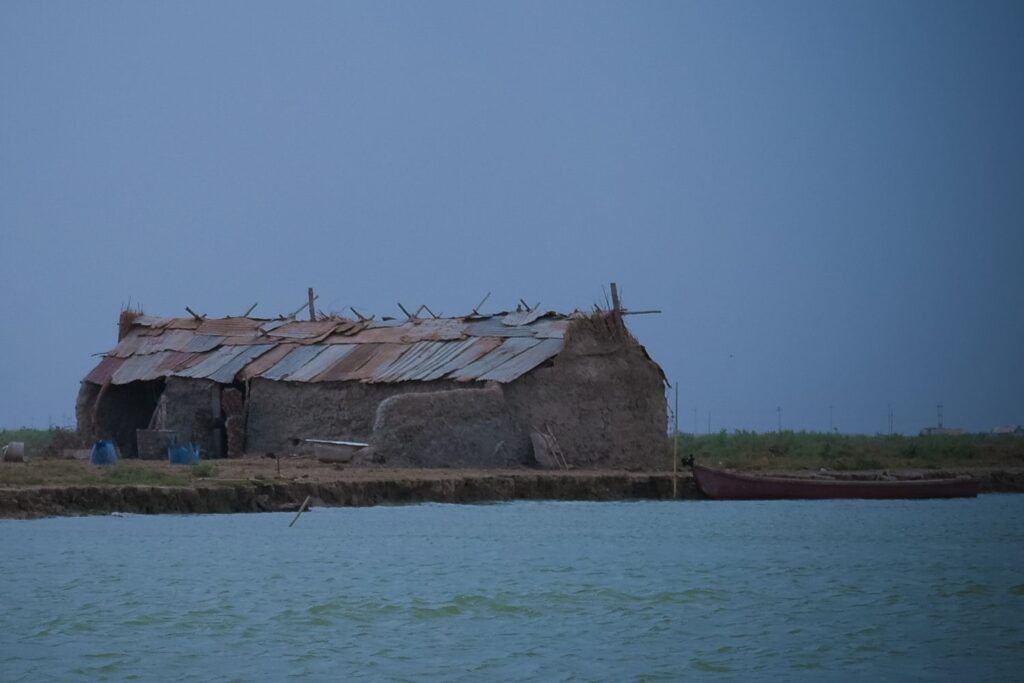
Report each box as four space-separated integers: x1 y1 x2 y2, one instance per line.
131 311 572 329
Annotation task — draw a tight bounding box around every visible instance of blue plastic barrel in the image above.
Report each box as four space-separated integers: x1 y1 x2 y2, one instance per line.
90 440 118 465
168 444 200 465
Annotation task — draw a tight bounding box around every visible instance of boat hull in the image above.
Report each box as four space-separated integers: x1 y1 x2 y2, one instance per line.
692 465 979 500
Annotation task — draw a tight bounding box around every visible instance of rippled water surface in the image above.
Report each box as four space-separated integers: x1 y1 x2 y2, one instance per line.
2 497 1023 681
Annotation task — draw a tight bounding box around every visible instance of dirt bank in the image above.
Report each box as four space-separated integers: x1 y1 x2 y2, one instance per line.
0 470 692 520
0 459 1021 520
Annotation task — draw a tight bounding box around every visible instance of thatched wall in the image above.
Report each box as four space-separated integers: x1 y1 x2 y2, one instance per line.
500 314 668 470
244 379 458 455
369 385 531 467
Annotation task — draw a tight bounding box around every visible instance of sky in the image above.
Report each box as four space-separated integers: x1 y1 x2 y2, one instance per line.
1 1 1022 434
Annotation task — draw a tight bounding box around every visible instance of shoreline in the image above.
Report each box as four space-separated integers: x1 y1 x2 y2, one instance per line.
1 461 1023 520
0 470 691 520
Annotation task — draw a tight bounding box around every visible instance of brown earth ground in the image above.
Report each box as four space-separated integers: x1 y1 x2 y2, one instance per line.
1 457 1022 520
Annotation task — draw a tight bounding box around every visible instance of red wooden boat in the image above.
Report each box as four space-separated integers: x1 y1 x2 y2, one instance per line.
692 464 979 500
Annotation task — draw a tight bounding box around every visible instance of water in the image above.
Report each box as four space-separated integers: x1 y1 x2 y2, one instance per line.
1 497 1022 682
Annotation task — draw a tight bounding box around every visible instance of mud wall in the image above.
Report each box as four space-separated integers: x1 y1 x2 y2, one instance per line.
75 382 102 442
501 316 668 470
370 385 531 468
245 379 458 455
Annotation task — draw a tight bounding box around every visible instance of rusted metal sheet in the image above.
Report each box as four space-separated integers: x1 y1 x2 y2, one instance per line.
109 332 149 358
133 316 176 336
132 315 174 329
501 309 549 327
370 340 460 383
344 344 407 382
338 323 417 345
529 319 571 339
372 340 454 383
368 341 435 382
134 329 197 355
287 345 356 382
256 319 289 335
261 345 327 381
479 337 563 382
176 345 261 383
196 317 264 336
266 320 339 339
220 335 263 345
203 344 274 384
398 319 468 343
314 343 395 382
164 318 202 330
156 351 200 374
402 338 479 381
84 355 125 385
448 337 540 382
417 337 502 382
464 318 539 338
182 335 225 353
238 343 296 381
112 351 180 384
173 346 253 381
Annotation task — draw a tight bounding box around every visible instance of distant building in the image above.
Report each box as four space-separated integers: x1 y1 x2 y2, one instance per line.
920 427 964 436
991 425 1024 436
77 305 668 469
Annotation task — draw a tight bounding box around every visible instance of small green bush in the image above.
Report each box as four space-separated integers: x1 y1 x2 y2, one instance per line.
191 462 219 478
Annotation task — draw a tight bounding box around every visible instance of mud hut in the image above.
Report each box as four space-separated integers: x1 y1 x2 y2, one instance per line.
77 306 667 469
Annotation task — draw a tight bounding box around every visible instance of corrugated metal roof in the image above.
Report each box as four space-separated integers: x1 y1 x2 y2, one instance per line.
237 343 296 381
315 343 405 382
84 355 125 385
478 338 563 382
82 308 621 386
111 351 194 384
183 334 226 353
262 345 328 381
286 345 356 382
501 309 549 327
464 318 540 338
448 337 541 381
196 317 264 336
417 337 502 382
205 344 275 384
171 346 247 381
266 320 341 339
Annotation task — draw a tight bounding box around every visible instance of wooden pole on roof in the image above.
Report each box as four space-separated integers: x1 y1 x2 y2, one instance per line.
308 288 316 321
609 282 621 312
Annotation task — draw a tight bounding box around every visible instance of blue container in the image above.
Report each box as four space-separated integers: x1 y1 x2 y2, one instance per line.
90 440 118 465
168 444 200 466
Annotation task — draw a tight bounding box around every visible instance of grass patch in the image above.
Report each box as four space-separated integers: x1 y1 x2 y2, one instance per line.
101 463 191 487
0 460 194 488
673 431 1024 471
191 462 218 478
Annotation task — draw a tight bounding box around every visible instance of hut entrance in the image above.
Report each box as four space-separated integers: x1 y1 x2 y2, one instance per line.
94 380 165 458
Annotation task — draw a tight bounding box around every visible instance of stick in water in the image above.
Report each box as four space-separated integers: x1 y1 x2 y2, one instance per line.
288 495 312 528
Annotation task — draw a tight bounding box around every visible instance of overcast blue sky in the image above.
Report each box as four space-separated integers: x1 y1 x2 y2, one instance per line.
1 1 1022 434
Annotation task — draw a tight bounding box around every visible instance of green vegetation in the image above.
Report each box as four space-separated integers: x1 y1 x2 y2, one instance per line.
0 427 87 458
673 431 1024 471
0 460 199 488
191 462 219 478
